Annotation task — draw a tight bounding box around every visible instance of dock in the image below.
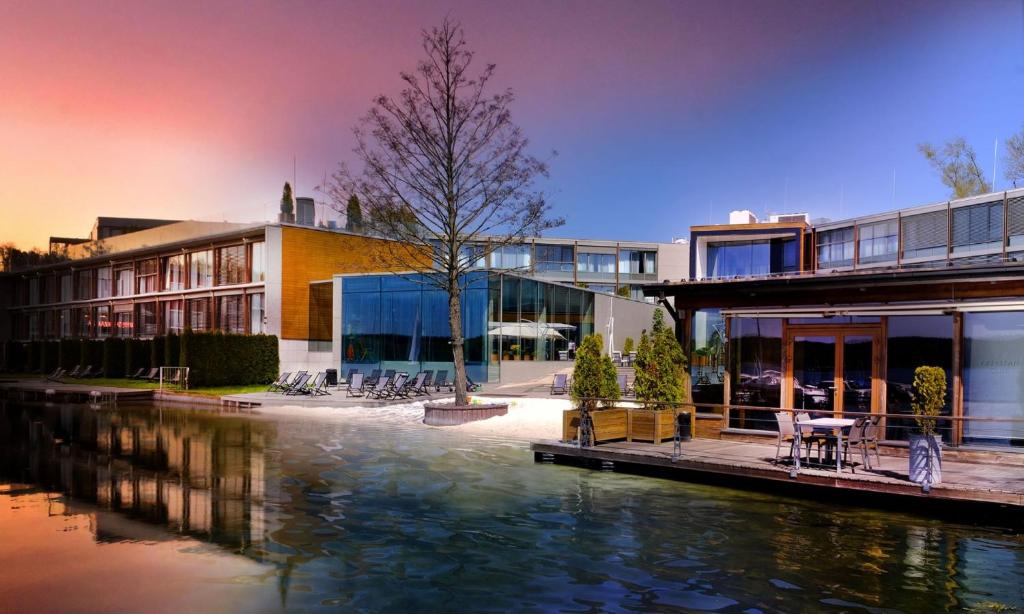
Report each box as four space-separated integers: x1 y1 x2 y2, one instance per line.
0 379 155 404
530 438 1024 519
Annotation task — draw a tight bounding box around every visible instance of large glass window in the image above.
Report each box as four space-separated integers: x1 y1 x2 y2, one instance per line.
728 318 782 430
188 297 210 331
136 302 157 336
97 267 112 299
817 227 854 268
963 312 1024 446
885 316 953 443
190 250 213 288
77 308 93 338
218 295 245 334
164 254 185 291
250 242 265 282
308 283 332 350
95 306 111 338
618 250 657 276
218 245 246 285
691 309 725 405
75 269 94 301
952 201 1003 254
535 244 574 273
857 220 898 264
60 273 73 303
164 300 184 334
28 278 40 305
249 293 265 334
490 244 531 269
705 241 770 279
113 305 134 337
115 267 134 297
577 252 616 275
137 259 158 294
59 308 72 338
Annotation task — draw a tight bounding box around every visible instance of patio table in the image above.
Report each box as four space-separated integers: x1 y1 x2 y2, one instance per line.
793 417 856 474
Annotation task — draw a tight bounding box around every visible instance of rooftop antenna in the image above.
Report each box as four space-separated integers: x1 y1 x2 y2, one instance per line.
784 177 789 209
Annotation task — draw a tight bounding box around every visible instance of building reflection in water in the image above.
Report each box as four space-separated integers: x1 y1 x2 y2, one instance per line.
0 400 273 550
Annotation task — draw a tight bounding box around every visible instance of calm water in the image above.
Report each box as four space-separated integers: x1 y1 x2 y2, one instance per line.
1 400 1022 612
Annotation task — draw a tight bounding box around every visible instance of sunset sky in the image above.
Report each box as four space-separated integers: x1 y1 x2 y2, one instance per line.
1 0 1022 250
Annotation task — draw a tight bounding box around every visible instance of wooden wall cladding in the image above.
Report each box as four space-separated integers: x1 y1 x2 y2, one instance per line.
279 227 425 340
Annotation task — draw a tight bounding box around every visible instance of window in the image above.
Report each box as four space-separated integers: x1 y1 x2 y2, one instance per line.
705 241 770 279
618 250 657 276
95 306 111 338
455 244 487 269
1007 196 1024 247
857 220 898 264
190 250 213 288
188 297 210 331
217 245 246 285
164 254 185 291
902 211 948 260
490 244 531 269
75 269 94 301
886 316 953 443
218 295 245 334
164 300 184 334
577 252 616 274
729 318 783 430
250 242 265 282
817 227 854 268
963 312 1024 446
249 293 265 334
137 259 158 294
60 273 73 303
535 244 574 273
28 313 40 339
952 201 1003 254
59 308 71 337
113 304 134 337
28 278 40 305
308 283 332 350
135 302 157 336
97 267 112 298
77 308 93 338
115 267 134 296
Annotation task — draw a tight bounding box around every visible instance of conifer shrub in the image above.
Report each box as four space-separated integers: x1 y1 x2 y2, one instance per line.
570 333 620 413
911 366 946 437
633 310 688 409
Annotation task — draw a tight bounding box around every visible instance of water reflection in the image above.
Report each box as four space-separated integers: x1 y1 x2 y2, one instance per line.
1 399 1023 611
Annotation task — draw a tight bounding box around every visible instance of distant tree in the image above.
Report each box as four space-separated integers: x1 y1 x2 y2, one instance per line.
633 310 688 408
323 18 563 405
622 336 634 355
918 138 991 198
615 285 630 298
345 195 364 232
1005 126 1024 188
0 243 68 272
280 182 294 216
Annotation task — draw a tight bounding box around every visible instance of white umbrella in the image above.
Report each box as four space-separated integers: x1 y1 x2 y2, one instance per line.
487 321 571 339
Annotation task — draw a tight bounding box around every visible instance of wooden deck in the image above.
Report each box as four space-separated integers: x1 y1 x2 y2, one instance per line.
531 438 1024 519
0 379 155 404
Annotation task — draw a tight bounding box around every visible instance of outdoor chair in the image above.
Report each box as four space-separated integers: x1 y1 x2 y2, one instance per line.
47 367 65 381
381 369 396 386
146 368 162 381
774 412 800 464
386 373 410 399
612 351 623 366
308 372 331 396
411 372 432 396
551 373 569 395
346 373 365 397
268 372 292 392
420 370 434 389
400 372 429 397
366 373 394 399
78 365 95 378
865 415 882 466
433 370 452 392
67 365 82 378
365 369 382 385
841 417 870 471
796 411 831 462
466 376 481 392
343 368 359 384
128 367 146 379
284 372 312 395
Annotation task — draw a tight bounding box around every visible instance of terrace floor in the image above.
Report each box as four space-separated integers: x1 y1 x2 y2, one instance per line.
530 437 1024 516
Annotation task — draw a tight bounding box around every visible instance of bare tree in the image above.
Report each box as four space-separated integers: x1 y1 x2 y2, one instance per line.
918 138 991 198
1005 126 1024 188
323 19 563 405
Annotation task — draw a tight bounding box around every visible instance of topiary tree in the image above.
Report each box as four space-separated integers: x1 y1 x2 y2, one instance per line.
280 182 294 216
570 333 619 414
911 366 946 437
633 310 687 409
623 337 634 355
345 194 363 232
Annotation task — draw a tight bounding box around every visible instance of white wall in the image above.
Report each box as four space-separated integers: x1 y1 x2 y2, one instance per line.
594 293 661 353
657 242 690 282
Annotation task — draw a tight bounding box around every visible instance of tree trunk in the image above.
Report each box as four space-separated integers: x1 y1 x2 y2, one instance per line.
448 284 469 406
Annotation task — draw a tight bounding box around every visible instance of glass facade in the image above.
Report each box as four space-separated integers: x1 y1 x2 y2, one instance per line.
857 219 898 264
691 309 725 405
963 312 1024 446
728 318 782 430
885 316 954 443
817 227 854 268
705 239 797 279
341 272 595 382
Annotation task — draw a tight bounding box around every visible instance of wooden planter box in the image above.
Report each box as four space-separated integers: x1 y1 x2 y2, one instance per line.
628 408 677 444
561 408 629 444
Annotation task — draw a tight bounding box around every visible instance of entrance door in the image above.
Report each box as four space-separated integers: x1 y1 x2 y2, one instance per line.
784 325 883 416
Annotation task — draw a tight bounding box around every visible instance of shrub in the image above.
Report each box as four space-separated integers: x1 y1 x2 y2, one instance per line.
81 340 105 371
911 366 946 437
150 336 165 369
102 338 127 378
3 341 29 372
164 333 180 367
623 337 634 355
633 310 688 409
59 339 81 370
179 330 278 387
125 338 151 375
570 333 619 413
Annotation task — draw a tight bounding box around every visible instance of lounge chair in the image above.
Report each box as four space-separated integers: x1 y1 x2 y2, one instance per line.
405 372 431 397
346 373 365 397
78 365 95 378
433 370 452 392
67 365 82 378
284 372 312 395
306 372 331 396
551 373 568 395
268 372 292 392
342 368 359 385
465 376 481 392
382 369 396 384
141 367 159 381
366 373 393 399
128 367 146 379
46 367 65 381
420 370 434 389
365 369 382 385
382 373 409 399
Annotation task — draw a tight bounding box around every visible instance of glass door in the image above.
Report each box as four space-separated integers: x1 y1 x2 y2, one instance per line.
784 325 882 416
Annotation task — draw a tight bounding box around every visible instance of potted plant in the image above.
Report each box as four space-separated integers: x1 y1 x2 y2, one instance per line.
562 333 622 445
909 365 945 485
623 337 634 356
629 310 689 444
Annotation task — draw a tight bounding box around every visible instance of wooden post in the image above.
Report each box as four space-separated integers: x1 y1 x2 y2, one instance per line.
952 311 964 447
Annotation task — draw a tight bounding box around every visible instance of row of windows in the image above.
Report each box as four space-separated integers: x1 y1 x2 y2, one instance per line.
14 294 265 340
456 242 658 276
817 197 1024 269
15 242 265 306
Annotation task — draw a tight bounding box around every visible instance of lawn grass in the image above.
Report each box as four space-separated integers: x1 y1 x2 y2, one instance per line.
11 374 268 398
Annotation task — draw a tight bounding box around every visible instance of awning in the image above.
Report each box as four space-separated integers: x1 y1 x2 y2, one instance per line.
721 299 1024 318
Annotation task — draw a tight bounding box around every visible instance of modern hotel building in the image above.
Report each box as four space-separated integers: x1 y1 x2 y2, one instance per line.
646 186 1024 449
1 214 686 381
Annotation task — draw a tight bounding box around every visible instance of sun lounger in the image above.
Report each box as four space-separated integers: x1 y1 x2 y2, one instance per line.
551 373 568 395
78 365 95 378
284 372 312 395
366 373 393 399
387 373 411 399
405 372 431 397
128 367 147 379
433 370 452 392
306 372 331 396
466 376 481 392
268 372 292 392
142 367 159 381
346 372 365 397
67 365 82 378
365 369 382 385
342 368 359 384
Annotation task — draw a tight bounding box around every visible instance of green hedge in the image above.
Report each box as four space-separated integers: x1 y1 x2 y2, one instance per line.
164 333 180 367
81 340 105 371
59 339 81 370
102 338 127 378
179 331 278 387
150 336 165 370
125 338 150 375
2 341 29 372
35 341 59 374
